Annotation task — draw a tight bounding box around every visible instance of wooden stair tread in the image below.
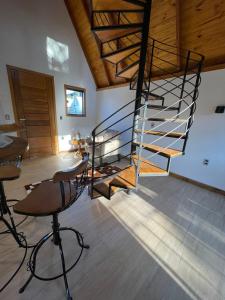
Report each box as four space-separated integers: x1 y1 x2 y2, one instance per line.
132 155 168 176
87 169 106 180
123 0 146 7
92 155 169 198
117 62 139 79
135 129 186 139
94 28 142 42
103 45 141 64
111 166 136 189
93 180 119 199
134 142 183 158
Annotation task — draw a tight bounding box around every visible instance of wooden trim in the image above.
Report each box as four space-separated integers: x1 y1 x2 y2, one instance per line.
0 123 18 132
96 63 225 91
6 65 59 155
202 62 225 73
170 172 225 196
64 84 86 117
48 76 59 154
7 65 20 128
6 65 54 79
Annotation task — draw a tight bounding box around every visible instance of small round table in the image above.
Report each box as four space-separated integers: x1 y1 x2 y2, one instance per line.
0 136 28 162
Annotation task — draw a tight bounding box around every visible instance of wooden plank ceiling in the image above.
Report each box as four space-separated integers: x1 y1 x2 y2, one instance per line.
65 0 225 89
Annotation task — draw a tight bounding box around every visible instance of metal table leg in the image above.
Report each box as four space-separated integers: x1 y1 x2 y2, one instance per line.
0 181 8 215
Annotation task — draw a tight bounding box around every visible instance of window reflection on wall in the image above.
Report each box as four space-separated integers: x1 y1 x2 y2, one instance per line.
65 85 86 117
46 37 69 73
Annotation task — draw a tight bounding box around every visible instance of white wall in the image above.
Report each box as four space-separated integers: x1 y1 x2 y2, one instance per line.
0 0 97 151
96 69 225 191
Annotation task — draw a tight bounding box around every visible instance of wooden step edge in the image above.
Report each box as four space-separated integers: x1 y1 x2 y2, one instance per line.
132 155 169 176
92 23 143 32
92 181 119 200
111 166 136 189
116 60 140 75
134 129 186 139
134 142 183 158
123 0 146 8
116 62 140 79
94 28 143 43
102 42 141 61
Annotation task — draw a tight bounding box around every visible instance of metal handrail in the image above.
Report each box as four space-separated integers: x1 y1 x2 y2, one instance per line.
90 1 204 194
95 139 133 160
92 96 142 135
95 125 134 148
92 97 195 161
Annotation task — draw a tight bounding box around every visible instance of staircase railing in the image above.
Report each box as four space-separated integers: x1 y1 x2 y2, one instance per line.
90 89 199 192
90 0 204 196
91 9 144 32
90 95 147 196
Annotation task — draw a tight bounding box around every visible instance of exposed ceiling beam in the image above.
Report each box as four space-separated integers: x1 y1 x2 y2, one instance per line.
65 0 110 87
65 0 225 89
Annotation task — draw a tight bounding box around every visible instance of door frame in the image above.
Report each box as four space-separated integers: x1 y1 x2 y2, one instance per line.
7 65 59 154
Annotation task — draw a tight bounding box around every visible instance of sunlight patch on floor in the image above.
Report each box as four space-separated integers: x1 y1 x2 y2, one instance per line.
100 186 225 300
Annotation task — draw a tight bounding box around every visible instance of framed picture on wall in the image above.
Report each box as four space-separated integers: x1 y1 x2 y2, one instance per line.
64 84 86 117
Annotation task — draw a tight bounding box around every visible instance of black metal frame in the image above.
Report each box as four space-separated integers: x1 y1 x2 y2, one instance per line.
134 0 152 108
0 215 28 293
0 181 8 215
91 10 144 32
19 214 89 300
123 0 146 7
182 57 204 153
131 0 152 154
0 187 29 292
0 158 28 235
90 96 143 197
89 0 204 199
18 167 90 300
0 155 32 292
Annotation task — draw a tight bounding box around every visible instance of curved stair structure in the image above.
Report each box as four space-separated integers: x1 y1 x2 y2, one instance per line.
89 0 204 199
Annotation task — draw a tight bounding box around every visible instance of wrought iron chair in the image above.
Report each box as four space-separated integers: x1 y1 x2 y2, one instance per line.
13 155 90 300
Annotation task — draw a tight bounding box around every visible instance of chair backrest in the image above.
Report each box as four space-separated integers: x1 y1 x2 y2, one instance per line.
53 154 89 210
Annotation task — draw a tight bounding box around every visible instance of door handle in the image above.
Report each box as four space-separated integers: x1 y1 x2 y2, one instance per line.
19 118 26 121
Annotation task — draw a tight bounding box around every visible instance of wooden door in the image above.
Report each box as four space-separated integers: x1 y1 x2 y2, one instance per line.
7 66 58 158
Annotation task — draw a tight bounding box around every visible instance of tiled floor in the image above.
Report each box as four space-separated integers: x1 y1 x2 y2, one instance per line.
0 154 225 300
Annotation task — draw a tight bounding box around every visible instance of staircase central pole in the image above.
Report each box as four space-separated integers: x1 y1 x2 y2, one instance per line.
135 0 152 110
131 0 152 157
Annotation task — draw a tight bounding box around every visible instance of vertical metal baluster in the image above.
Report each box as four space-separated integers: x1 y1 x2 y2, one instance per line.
146 39 155 97
182 57 203 153
91 131 96 198
178 50 190 114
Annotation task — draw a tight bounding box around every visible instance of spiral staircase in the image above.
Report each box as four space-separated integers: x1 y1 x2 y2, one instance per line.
89 0 204 199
